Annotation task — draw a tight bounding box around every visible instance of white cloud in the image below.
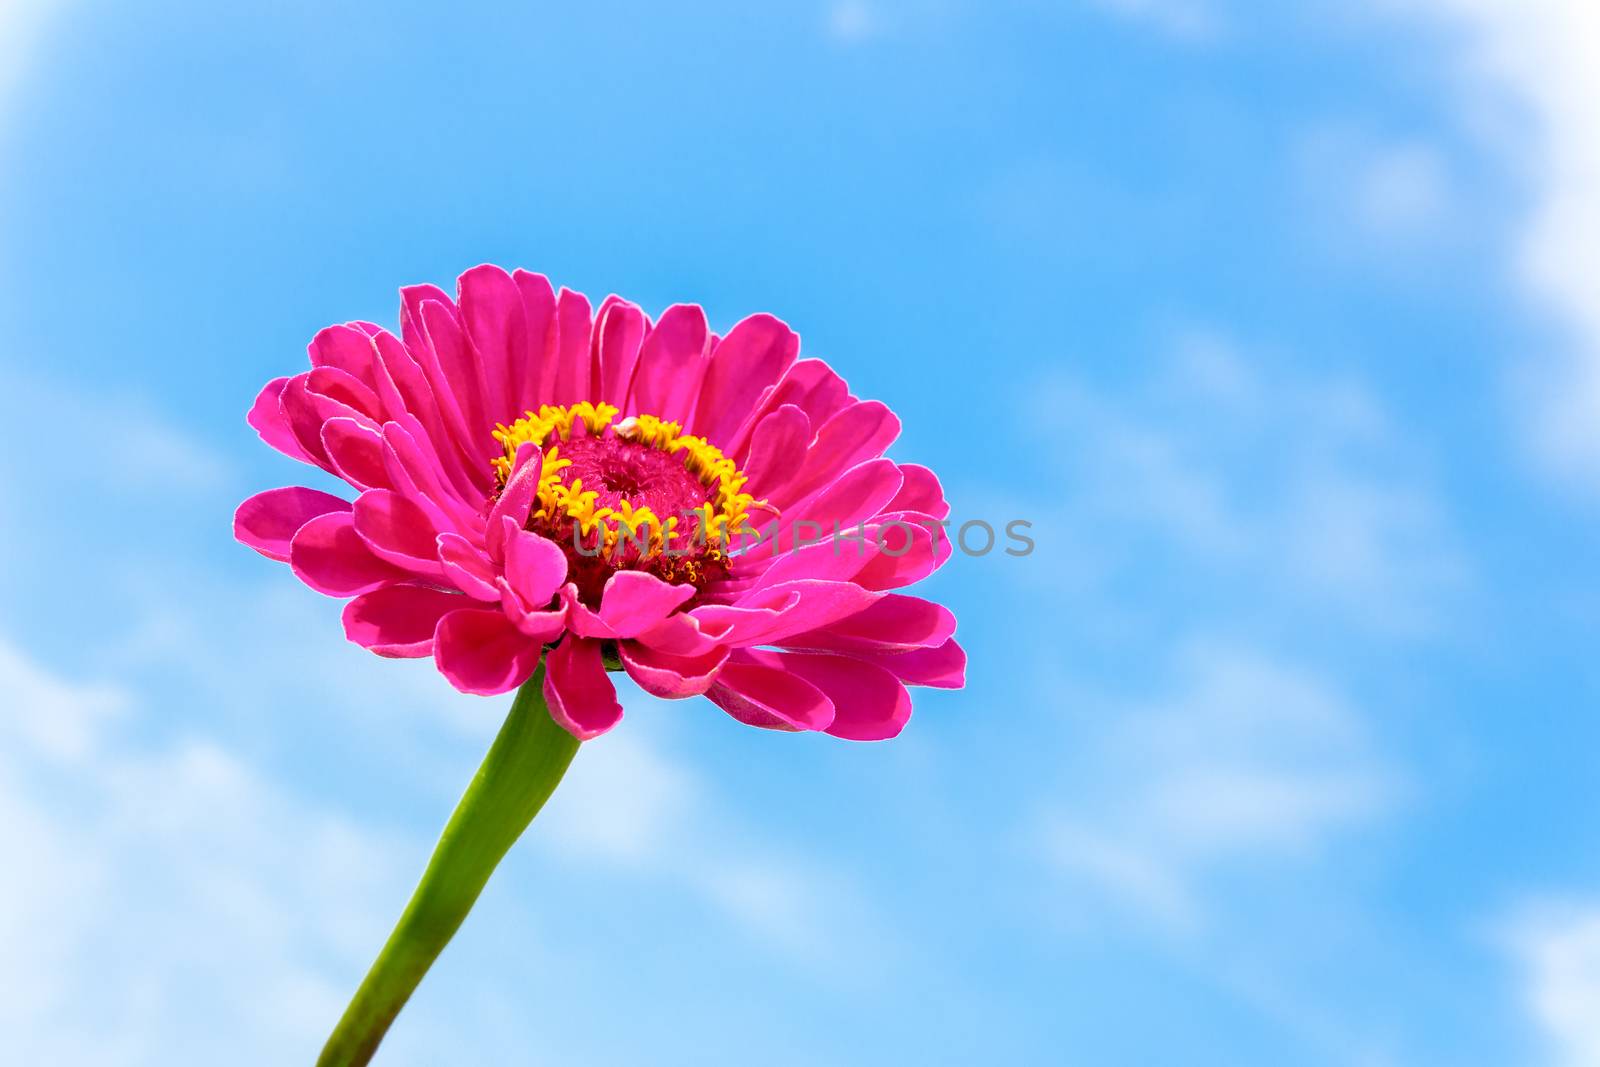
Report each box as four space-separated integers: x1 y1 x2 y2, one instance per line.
1296 126 1459 251
1039 642 1397 932
0 635 417 1064
538 710 876 961
1387 0 1600 480
3 378 233 492
1026 331 1468 636
0 1 60 124
1503 900 1600 1067
1357 142 1455 234
0 641 126 761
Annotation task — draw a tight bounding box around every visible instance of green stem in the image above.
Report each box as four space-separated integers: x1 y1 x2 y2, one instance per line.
317 664 579 1067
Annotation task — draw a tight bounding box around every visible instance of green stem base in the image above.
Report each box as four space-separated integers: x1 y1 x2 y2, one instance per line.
317 664 579 1067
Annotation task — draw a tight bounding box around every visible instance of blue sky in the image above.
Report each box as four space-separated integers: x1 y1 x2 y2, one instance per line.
3 0 1600 1063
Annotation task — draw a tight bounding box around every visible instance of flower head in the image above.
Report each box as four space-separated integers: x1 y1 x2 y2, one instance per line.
235 266 964 740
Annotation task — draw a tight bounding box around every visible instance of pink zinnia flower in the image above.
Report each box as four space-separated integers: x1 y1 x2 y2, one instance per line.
235 265 964 741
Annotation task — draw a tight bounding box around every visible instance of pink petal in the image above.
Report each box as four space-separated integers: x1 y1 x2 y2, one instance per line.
351 489 446 578
634 611 733 657
307 366 383 422
436 532 500 601
371 328 485 498
770 651 913 741
544 636 623 740
707 651 835 732
496 592 567 641
692 313 799 449
597 570 696 638
725 358 848 461
400 282 453 354
502 521 569 609
619 641 728 698
740 404 812 497
380 420 479 534
342 584 466 657
486 441 542 561
697 579 881 646
417 298 486 457
434 607 542 696
594 298 647 408
281 371 384 477
547 287 594 406
782 458 904 540
853 638 966 689
686 596 792 647
277 373 339 470
234 486 352 562
745 535 879 592
776 402 901 508
512 270 557 410
780 593 956 653
627 303 709 420
886 463 950 520
247 377 312 463
308 323 379 391
289 511 407 597
852 517 947 590
559 583 615 640
457 264 522 428
321 417 390 492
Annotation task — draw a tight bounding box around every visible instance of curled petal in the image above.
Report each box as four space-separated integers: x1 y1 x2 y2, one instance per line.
773 651 913 741
774 401 900 507
544 636 623 740
634 611 732 658
433 608 541 695
247 377 312 464
697 579 880 646
853 517 947 590
234 486 351 563
707 652 835 732
502 521 568 609
381 419 480 534
852 638 966 689
620 641 728 698
352 489 446 578
486 442 542 561
308 323 379 388
559 583 614 640
436 532 500 601
496 593 566 642
307 365 383 422
289 511 406 597
322 417 390 492
343 584 465 657
598 571 695 638
886 463 950 520
729 358 849 457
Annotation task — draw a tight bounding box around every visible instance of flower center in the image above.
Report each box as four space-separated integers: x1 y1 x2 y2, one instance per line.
491 403 766 604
